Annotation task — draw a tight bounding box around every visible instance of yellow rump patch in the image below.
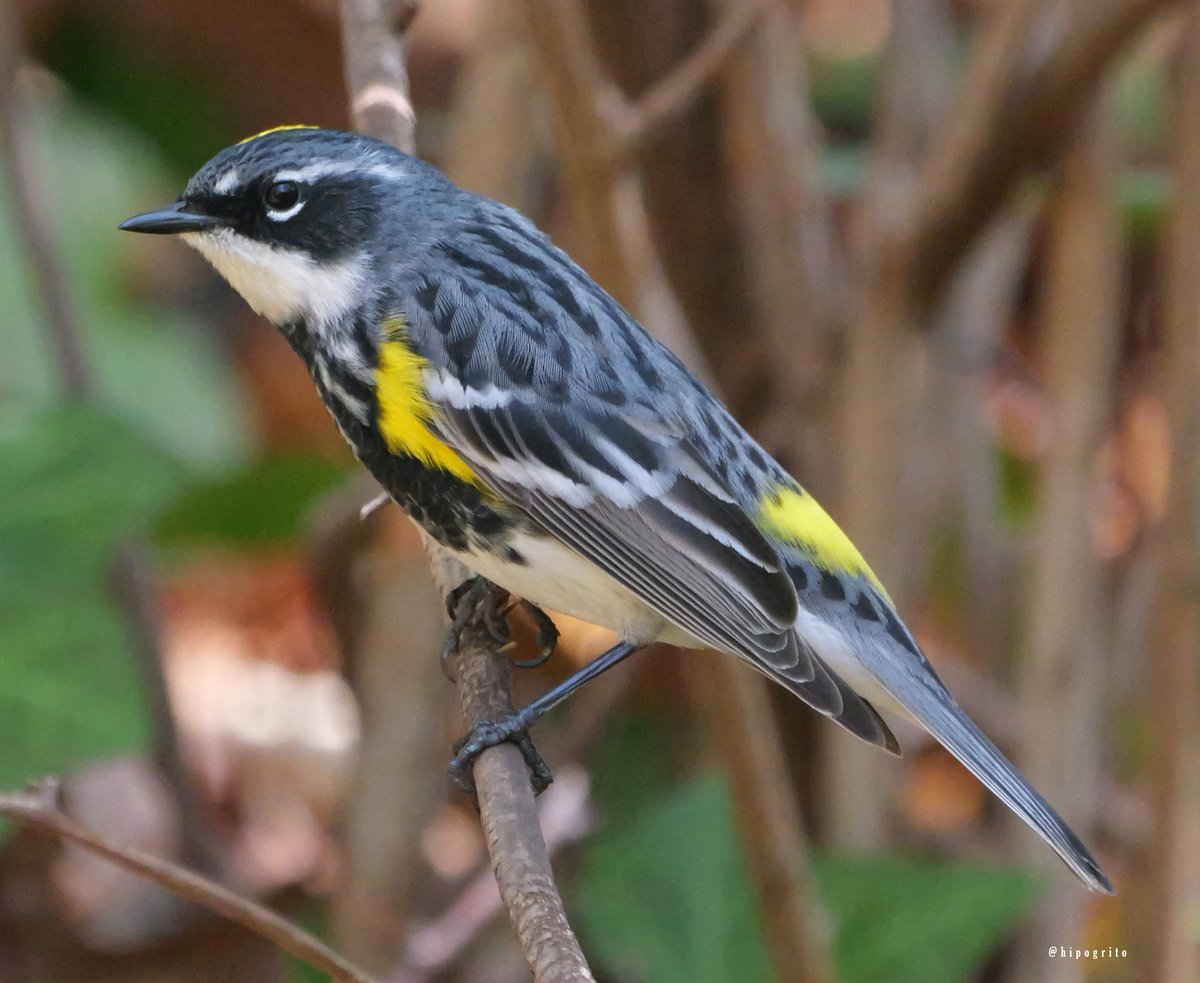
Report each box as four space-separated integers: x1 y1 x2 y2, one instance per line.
237 124 319 145
757 485 890 601
376 318 480 487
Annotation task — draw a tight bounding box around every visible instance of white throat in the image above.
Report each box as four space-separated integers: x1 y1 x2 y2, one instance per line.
185 229 368 330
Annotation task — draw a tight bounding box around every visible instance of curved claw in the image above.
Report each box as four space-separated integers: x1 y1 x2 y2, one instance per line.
507 601 560 670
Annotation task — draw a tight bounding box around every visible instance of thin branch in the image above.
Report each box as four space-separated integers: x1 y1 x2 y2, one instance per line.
0 9 87 396
612 0 773 157
339 0 419 154
393 766 592 983
0 781 375 983
451 622 595 982
0 0 214 868
903 0 1180 314
1009 97 1121 977
336 4 591 979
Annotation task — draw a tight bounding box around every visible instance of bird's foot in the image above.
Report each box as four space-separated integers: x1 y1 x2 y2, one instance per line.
449 710 553 796
441 577 513 679
507 600 560 670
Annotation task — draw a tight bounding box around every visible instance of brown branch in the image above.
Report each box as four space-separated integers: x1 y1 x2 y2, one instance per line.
902 0 1180 314
0 0 214 869
339 0 419 154
0 781 375 983
1010 96 1120 977
450 623 595 982
612 0 773 157
336 4 592 978
709 0 843 493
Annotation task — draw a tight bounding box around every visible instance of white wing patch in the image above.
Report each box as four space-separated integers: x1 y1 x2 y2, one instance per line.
424 370 514 410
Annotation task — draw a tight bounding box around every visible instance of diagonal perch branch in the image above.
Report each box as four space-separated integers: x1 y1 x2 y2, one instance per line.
450 619 595 982
337 2 594 979
0 780 376 983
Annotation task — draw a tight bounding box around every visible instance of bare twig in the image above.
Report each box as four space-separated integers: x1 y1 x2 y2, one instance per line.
612 0 772 156
829 0 957 850
392 766 592 983
0 781 375 983
903 0 1180 313
339 0 419 153
337 4 591 978
0 0 213 868
451 626 595 983
1011 97 1120 982
710 0 843 494
527 0 773 169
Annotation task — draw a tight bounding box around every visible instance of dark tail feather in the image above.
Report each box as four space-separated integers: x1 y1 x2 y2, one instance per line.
879 668 1113 893
770 648 901 756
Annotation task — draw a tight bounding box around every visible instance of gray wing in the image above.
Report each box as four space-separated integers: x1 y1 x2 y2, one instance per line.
433 388 814 678
396 234 819 676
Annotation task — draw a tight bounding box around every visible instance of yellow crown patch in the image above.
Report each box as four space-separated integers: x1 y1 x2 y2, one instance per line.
237 124 319 145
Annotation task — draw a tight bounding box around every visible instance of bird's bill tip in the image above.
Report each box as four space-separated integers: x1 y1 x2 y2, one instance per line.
119 206 222 235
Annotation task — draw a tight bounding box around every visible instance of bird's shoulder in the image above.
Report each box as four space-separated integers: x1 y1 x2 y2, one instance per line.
394 203 699 408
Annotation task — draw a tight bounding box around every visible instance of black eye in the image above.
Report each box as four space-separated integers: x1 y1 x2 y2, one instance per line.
264 180 302 213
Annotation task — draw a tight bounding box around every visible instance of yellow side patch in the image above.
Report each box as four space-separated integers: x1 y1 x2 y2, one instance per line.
757 484 890 600
376 319 480 487
237 124 319 145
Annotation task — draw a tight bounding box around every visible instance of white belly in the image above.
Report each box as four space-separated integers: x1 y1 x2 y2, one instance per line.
449 531 696 647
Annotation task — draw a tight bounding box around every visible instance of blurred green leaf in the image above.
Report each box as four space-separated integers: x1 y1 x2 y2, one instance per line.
577 774 1037 983
0 102 251 471
813 854 1036 983
156 453 351 546
811 56 881 137
577 774 774 983
1118 168 1170 249
0 405 185 785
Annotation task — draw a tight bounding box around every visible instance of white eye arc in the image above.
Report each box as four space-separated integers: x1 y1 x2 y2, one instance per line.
264 180 306 222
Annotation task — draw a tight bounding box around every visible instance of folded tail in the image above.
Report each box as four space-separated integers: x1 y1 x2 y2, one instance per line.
868 654 1113 894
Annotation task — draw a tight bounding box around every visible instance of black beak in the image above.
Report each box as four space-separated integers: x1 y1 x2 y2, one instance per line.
119 204 224 235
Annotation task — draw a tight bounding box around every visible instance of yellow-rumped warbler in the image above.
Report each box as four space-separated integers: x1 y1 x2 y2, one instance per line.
122 126 1111 893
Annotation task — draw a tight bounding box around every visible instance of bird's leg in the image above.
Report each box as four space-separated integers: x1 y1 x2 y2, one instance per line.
440 576 513 680
507 600 560 670
450 640 642 795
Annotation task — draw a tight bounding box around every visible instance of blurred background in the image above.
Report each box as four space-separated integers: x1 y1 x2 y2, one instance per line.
0 0 1197 980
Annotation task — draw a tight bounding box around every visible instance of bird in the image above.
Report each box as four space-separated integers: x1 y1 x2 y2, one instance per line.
121 126 1112 894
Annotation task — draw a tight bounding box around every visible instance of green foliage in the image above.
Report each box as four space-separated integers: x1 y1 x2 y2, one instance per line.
577 774 774 983
0 98 254 785
0 102 251 472
1119 169 1170 250
812 854 1037 983
156 453 350 546
0 405 187 785
577 774 1037 983
810 56 882 139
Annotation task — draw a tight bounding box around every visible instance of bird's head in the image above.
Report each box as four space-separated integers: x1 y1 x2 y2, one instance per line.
120 126 451 328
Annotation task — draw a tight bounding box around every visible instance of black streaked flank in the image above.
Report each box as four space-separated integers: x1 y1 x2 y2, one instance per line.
819 571 846 601
851 593 880 622
884 606 922 657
